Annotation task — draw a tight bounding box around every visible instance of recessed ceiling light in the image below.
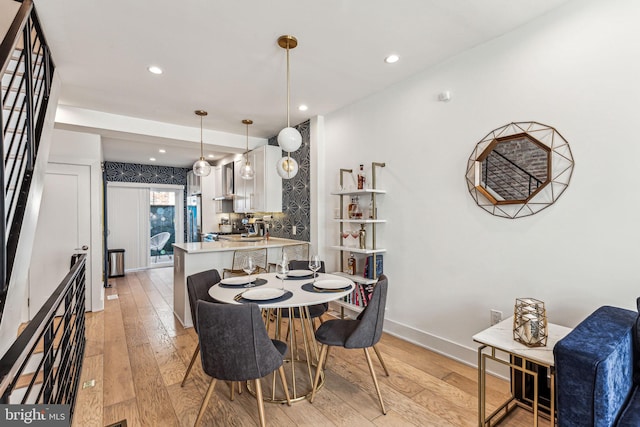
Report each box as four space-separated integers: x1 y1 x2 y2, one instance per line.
158 149 166 153
384 55 399 64
298 104 308 111
147 65 163 75
207 154 215 159
149 157 156 161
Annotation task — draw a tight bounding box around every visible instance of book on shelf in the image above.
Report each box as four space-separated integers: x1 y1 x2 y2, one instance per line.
363 254 383 279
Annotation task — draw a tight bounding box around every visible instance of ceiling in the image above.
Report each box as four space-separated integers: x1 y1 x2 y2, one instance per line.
29 0 573 167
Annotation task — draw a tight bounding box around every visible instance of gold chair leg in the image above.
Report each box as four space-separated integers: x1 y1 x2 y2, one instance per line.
194 378 217 427
238 381 242 395
310 344 328 403
278 366 291 405
181 343 200 387
230 381 235 401
363 347 386 415
373 345 390 376
323 346 332 369
255 378 266 427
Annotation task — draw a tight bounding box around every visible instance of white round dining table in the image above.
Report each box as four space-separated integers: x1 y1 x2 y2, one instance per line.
207 272 355 403
208 272 355 308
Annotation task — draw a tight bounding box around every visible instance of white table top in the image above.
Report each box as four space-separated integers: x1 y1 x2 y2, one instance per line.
208 272 355 309
472 317 573 367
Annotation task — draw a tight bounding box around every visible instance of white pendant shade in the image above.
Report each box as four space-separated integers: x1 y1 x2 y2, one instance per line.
277 126 302 152
276 156 299 179
240 162 254 180
193 158 211 177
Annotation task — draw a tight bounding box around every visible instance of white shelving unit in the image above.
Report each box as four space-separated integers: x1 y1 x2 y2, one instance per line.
330 162 386 317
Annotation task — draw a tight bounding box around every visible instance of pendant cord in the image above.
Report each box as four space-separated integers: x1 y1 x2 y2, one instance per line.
286 43 291 128
245 123 249 162
200 115 204 158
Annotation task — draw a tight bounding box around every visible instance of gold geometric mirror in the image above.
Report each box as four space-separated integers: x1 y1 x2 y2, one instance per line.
466 122 574 219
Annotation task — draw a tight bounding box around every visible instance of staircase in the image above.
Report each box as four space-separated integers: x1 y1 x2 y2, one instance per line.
1 0 54 320
0 0 85 418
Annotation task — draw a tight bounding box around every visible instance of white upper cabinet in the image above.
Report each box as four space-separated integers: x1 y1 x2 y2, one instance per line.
186 171 200 195
234 145 282 213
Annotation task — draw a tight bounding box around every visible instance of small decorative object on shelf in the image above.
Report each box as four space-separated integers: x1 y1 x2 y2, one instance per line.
347 253 356 275
358 225 366 249
357 164 366 189
513 298 548 347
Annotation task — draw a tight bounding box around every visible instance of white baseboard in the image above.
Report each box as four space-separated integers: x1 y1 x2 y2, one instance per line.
383 317 510 381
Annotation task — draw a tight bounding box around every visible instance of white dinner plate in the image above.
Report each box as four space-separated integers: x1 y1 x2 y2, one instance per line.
312 279 352 290
241 288 285 301
288 269 314 277
220 276 253 286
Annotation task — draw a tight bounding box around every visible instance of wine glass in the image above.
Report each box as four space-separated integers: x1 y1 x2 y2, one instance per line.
341 230 350 247
276 259 289 291
242 256 256 286
350 228 359 247
308 255 321 284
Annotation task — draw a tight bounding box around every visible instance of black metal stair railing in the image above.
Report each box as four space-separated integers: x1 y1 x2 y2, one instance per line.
0 0 55 320
0 255 86 417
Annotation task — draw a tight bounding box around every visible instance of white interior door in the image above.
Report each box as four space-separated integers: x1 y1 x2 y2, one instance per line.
107 185 150 270
29 163 91 319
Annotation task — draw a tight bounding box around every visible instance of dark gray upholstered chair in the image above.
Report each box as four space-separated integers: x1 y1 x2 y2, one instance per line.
182 269 220 387
194 301 291 427
309 276 389 414
280 260 328 325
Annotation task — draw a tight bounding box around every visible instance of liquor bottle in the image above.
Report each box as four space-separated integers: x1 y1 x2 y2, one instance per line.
357 164 366 190
348 196 357 219
348 253 356 275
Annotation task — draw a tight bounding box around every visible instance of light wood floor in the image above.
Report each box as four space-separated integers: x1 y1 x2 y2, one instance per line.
72 268 535 427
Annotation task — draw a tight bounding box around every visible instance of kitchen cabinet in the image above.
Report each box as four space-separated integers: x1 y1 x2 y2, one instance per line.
234 145 282 213
330 162 386 317
186 171 201 195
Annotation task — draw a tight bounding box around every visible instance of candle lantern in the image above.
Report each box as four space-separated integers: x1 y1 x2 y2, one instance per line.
513 298 548 347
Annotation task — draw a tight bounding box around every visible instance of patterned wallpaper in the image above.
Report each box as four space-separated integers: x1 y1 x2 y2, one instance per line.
103 119 310 244
104 162 190 240
268 120 310 242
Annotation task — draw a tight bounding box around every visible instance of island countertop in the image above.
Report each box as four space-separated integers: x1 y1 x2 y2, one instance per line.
172 237 303 254
172 237 310 327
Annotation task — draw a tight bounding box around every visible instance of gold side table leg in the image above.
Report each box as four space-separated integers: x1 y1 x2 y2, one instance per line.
478 345 486 427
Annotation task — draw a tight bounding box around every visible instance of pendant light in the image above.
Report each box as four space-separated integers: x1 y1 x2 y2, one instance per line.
276 35 301 179
193 110 211 177
239 119 254 180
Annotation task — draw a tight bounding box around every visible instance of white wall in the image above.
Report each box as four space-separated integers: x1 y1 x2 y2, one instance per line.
321 0 640 365
48 129 104 313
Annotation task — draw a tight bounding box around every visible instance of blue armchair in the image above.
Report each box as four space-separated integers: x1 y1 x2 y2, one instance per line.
554 303 640 427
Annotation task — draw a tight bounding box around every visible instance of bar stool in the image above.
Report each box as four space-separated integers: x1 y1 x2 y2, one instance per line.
223 248 268 278
268 243 309 271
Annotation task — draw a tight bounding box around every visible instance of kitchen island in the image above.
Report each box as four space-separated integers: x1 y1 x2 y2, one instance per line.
172 237 308 327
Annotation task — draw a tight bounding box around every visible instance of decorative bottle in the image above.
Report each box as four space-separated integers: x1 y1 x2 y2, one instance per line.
348 253 356 275
358 226 366 249
348 197 357 219
357 164 366 190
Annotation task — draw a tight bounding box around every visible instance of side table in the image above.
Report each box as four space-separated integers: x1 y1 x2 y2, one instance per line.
472 317 572 427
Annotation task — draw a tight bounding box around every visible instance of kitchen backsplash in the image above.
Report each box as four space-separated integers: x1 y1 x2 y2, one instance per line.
268 119 310 243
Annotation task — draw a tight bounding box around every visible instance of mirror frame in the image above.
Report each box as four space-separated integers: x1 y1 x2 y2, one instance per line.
465 122 574 219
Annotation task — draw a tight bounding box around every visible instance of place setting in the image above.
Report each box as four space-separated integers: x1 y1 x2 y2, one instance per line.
217 256 268 288
216 275 268 289
301 279 353 293
232 287 293 304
